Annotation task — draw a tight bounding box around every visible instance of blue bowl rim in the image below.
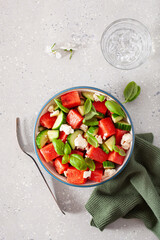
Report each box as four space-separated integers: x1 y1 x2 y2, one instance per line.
33 86 135 188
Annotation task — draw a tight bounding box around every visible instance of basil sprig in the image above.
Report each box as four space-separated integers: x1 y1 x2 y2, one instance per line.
84 99 92 114
52 139 65 155
54 99 69 113
113 146 126 156
123 81 141 103
70 154 87 170
85 158 95 171
105 100 126 118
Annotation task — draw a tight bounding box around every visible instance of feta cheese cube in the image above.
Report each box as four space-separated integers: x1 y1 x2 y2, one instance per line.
80 124 88 132
74 134 88 150
83 170 91 178
48 105 54 112
60 124 74 135
95 135 103 144
104 169 116 178
121 133 132 150
50 110 59 117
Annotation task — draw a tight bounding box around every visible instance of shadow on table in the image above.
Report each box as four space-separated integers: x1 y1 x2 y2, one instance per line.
52 179 85 214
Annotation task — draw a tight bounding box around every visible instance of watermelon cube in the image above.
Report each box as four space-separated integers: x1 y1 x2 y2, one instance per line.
89 169 103 182
87 146 108 163
66 167 86 184
115 129 128 145
93 101 108 115
40 112 57 129
66 109 83 129
61 91 81 108
59 131 67 142
54 157 69 174
108 146 125 165
99 117 116 138
40 143 59 162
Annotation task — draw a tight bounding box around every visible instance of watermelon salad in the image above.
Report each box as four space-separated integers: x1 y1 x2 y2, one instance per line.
36 90 132 185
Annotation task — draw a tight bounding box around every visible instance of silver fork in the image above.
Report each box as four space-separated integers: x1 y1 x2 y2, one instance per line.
16 117 65 215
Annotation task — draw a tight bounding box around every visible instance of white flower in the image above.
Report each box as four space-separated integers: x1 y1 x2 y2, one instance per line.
121 133 132 150
50 110 59 117
80 124 88 132
55 52 62 59
60 124 74 135
83 170 91 178
95 135 103 144
74 134 88 150
103 169 116 178
45 46 52 56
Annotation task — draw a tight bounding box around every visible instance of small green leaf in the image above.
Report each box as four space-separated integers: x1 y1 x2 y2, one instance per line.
52 139 65 155
62 155 70 164
128 86 141 102
86 133 99 148
123 81 141 103
54 99 69 113
105 100 126 118
119 149 126 156
69 49 73 59
64 142 71 155
51 43 56 49
84 99 92 114
85 158 95 171
70 154 87 170
83 117 99 126
83 110 98 121
97 95 105 102
113 145 119 153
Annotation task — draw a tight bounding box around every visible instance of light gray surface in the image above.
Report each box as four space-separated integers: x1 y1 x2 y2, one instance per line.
0 0 160 239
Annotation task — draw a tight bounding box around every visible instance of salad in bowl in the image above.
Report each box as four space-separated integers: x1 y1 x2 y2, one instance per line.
34 87 134 187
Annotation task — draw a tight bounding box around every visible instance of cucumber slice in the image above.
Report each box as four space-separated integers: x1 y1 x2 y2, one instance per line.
67 130 83 149
47 130 59 141
82 92 94 101
104 135 116 151
87 126 99 136
103 161 115 169
96 112 105 119
36 130 49 149
101 143 109 154
115 121 131 131
77 105 85 116
52 111 66 130
112 114 123 123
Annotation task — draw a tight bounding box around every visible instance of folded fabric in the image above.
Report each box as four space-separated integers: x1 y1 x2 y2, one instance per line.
85 133 160 239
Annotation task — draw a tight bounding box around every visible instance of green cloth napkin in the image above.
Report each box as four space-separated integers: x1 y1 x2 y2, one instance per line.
85 133 160 239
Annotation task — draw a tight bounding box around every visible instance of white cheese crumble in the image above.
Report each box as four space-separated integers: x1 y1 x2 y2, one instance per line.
60 124 74 135
83 170 91 178
104 169 116 178
64 171 67 177
93 93 100 102
121 133 132 150
103 136 107 140
80 124 88 132
48 105 54 112
50 110 59 117
95 135 103 144
74 134 88 150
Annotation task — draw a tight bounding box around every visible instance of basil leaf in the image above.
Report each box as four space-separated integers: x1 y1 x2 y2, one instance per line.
86 132 99 148
123 81 138 103
91 105 97 112
52 139 65 155
64 142 71 155
97 95 105 102
70 154 87 170
84 99 92 114
62 155 70 164
119 149 126 156
83 117 99 126
54 99 69 113
85 157 95 171
105 100 126 118
128 85 141 102
84 110 98 121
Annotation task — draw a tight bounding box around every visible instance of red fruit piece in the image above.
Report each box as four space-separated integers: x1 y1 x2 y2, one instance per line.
66 109 83 129
95 162 103 169
89 169 103 182
108 146 125 165
40 143 59 162
87 146 108 163
115 129 128 145
99 117 116 138
71 150 84 157
40 112 57 129
59 131 67 142
54 157 69 174
61 91 81 108
93 101 108 115
67 167 86 184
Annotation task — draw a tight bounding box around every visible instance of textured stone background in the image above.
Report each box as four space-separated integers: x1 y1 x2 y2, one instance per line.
0 0 160 239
